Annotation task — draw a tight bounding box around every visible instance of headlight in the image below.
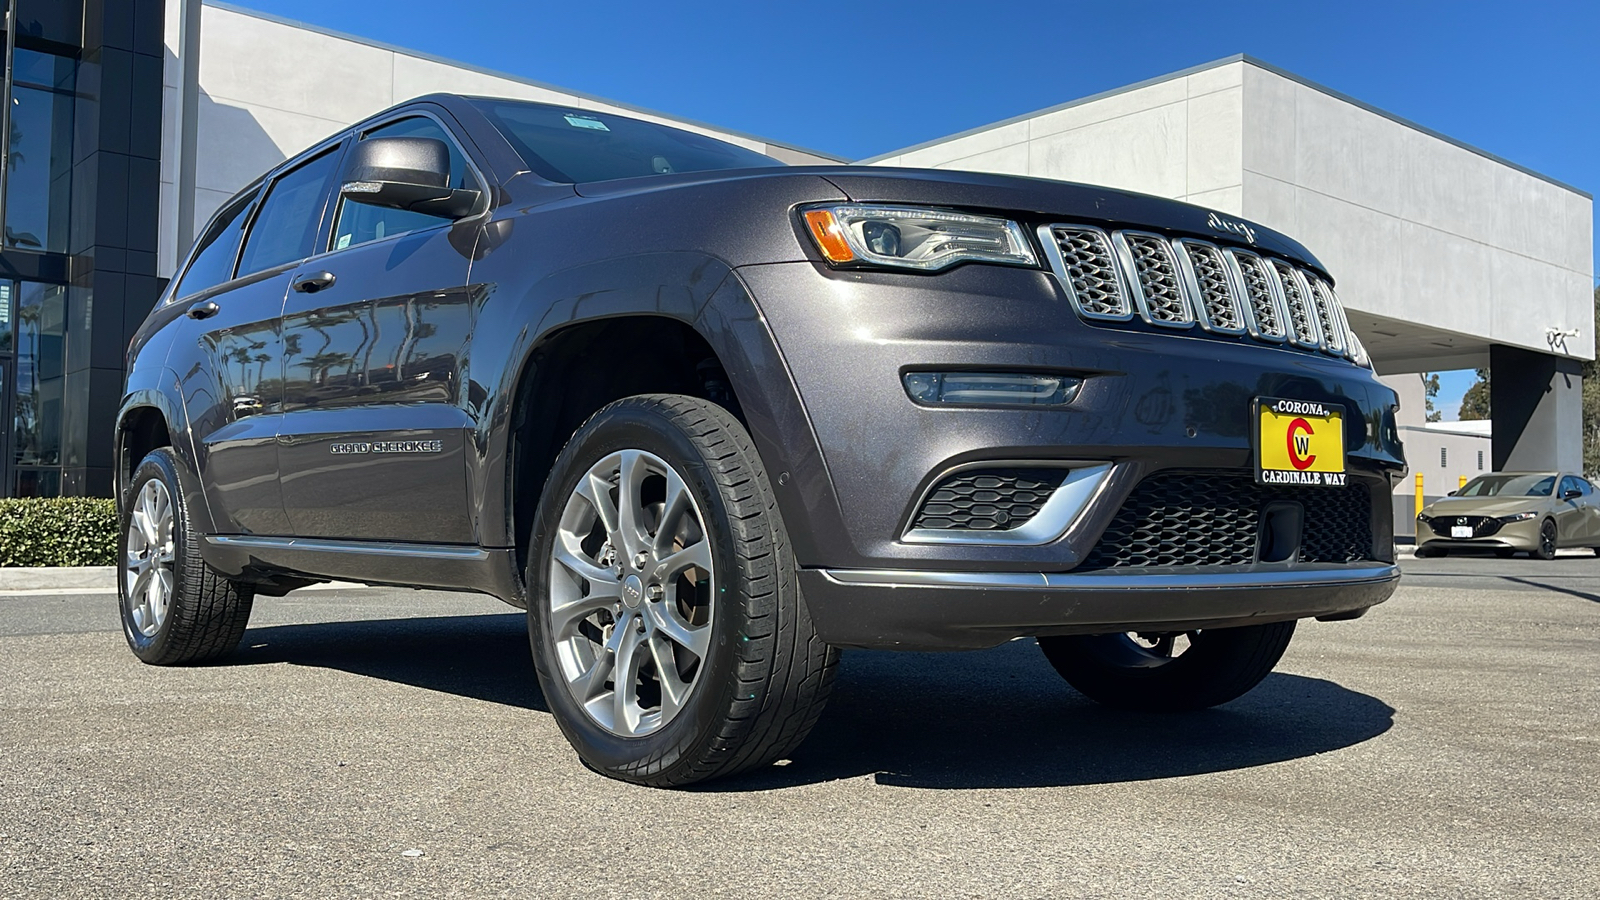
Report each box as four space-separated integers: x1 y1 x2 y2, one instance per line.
802 205 1037 272
1417 513 1432 523
1498 511 1538 523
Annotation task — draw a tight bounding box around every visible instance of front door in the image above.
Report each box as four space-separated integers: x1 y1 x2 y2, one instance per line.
275 112 481 544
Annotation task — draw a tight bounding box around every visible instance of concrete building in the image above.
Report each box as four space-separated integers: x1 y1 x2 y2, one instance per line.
0 3 1592 499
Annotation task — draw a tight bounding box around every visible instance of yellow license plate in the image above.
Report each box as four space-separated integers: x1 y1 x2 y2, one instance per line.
1256 398 1347 487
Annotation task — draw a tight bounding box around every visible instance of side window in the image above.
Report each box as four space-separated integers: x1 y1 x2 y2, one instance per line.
1581 478 1596 496
1561 476 1581 497
175 189 259 299
236 147 343 279
332 116 479 252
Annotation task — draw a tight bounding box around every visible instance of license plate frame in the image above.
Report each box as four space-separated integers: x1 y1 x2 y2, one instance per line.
1452 525 1474 539
1253 397 1348 487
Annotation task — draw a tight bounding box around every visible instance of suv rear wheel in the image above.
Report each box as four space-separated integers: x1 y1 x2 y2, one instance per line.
119 448 254 665
1038 621 1296 711
527 395 838 786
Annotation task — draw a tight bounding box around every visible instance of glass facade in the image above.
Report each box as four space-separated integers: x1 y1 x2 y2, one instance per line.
5 48 76 252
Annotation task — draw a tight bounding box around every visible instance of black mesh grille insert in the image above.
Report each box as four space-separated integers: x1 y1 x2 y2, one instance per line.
912 468 1068 531
1080 470 1374 569
1428 515 1502 538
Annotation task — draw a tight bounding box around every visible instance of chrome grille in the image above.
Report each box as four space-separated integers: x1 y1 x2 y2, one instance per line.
1271 259 1322 348
1305 274 1346 356
1119 232 1193 327
1175 240 1245 334
1037 222 1361 361
1043 226 1132 320
1230 251 1289 342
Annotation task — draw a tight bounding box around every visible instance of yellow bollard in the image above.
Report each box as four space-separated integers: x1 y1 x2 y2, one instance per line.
1459 475 1468 490
1415 472 1425 519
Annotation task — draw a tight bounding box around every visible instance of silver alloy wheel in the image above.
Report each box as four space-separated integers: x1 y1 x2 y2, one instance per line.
549 449 716 737
124 479 177 638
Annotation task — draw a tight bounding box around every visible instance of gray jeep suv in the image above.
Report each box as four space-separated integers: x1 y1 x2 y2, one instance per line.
117 95 1404 786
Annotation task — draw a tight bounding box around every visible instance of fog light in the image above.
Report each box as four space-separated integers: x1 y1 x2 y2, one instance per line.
903 372 1082 407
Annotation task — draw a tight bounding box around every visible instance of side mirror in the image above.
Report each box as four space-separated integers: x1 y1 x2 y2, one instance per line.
1447 490 1457 497
340 137 480 219
1563 488 1582 500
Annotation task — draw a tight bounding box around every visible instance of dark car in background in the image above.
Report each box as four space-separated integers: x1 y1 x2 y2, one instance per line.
116 95 1404 786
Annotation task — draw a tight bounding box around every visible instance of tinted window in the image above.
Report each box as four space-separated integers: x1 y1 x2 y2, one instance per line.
1459 474 1556 498
5 49 76 253
175 190 259 299
332 117 478 251
1581 479 1596 496
237 148 342 278
473 99 781 184
1561 476 1582 497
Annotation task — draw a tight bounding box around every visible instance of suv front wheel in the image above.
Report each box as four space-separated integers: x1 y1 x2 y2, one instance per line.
527 395 838 787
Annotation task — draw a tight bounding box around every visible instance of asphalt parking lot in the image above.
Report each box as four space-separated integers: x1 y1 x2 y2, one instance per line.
2 556 1596 899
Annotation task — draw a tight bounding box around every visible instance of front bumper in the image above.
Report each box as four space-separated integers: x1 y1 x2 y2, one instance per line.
1415 517 1542 551
708 261 1404 650
800 563 1400 650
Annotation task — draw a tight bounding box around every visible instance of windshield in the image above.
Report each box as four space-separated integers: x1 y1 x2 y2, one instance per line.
472 99 784 184
1457 474 1555 498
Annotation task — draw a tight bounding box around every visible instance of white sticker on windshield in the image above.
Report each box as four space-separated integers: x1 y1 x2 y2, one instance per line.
335 234 352 250
564 114 610 131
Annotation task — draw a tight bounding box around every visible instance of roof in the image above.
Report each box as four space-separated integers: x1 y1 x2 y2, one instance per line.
856 54 1590 199
205 2 847 163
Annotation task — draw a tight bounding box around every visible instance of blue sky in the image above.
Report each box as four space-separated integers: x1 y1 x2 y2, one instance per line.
239 0 1595 415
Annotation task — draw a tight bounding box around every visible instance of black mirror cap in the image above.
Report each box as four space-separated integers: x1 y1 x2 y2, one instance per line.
340 136 480 219
1564 488 1582 500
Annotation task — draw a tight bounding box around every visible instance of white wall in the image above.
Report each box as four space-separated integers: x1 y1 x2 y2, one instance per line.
1238 64 1594 365
159 3 837 276
863 63 1246 214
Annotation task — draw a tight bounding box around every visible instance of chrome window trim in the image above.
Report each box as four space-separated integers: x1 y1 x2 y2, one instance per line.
1037 224 1136 322
1112 230 1196 329
901 462 1114 546
1172 238 1248 336
821 563 1401 590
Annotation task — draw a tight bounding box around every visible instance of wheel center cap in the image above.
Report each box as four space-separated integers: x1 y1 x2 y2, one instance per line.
621 574 645 610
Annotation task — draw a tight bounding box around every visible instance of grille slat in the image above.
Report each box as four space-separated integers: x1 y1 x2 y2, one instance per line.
1045 226 1133 320
1271 260 1324 348
1305 274 1346 355
911 468 1067 532
1229 250 1290 342
1080 470 1375 569
1120 232 1194 327
1176 240 1246 334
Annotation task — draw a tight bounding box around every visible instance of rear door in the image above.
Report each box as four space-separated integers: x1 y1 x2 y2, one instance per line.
275 111 483 543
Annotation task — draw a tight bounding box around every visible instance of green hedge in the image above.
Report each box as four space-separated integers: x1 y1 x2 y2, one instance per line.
0 498 120 567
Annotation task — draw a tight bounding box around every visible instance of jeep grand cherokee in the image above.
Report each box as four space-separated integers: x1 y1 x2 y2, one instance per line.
117 95 1405 787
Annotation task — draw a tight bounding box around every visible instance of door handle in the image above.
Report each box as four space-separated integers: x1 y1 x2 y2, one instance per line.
186 300 220 320
292 271 337 294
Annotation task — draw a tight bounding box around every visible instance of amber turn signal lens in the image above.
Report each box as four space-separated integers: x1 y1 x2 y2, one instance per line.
803 209 855 263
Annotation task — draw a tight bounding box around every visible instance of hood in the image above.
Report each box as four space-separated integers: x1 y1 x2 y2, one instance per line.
1423 496 1550 517
574 164 1328 275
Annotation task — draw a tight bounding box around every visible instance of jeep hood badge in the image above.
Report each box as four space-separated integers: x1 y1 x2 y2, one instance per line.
1206 212 1257 245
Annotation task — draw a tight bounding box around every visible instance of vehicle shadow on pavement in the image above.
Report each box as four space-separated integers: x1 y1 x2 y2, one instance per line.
225 615 1391 791
718 639 1395 791
231 613 548 712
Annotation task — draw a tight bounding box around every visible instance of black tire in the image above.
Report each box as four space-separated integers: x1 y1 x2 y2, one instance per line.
527 395 839 787
118 448 254 665
1533 520 1558 560
1038 621 1296 712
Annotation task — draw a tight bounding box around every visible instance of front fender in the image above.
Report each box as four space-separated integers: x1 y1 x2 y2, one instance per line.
467 251 735 547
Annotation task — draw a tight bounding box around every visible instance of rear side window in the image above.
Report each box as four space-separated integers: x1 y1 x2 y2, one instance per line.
236 148 342 278
175 189 258 299
332 116 479 251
